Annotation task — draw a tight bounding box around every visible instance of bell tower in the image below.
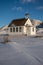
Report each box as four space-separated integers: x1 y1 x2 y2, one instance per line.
25 13 29 19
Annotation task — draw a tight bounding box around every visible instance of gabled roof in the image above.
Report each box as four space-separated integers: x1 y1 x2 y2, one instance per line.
8 18 28 27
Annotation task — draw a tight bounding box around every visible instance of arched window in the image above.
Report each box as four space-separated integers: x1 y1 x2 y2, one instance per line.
32 27 34 32
16 27 18 32
10 28 12 32
19 27 22 32
13 28 15 32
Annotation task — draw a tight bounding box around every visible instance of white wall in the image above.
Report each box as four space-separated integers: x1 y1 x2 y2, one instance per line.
8 26 36 36
31 27 36 35
25 19 32 26
8 27 24 35
23 26 27 34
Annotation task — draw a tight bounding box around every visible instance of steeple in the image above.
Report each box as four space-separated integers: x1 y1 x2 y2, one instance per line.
25 13 29 19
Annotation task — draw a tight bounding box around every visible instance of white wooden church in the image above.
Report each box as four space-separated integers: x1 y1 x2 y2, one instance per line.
8 17 36 36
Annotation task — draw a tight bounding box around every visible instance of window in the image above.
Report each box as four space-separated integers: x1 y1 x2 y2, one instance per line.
10 28 12 32
26 24 29 27
19 27 22 32
13 28 15 32
32 27 34 32
16 27 18 32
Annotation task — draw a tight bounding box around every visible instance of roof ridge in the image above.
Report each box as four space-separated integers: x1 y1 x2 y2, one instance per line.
13 18 25 21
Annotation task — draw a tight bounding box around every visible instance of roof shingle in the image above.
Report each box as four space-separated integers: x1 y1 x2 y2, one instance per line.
8 18 27 27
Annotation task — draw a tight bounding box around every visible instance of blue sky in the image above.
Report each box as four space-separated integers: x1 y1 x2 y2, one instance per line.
0 0 43 27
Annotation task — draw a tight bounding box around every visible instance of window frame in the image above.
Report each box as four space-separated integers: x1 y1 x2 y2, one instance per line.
19 27 22 32
16 27 18 32
10 28 12 32
13 28 15 32
32 27 34 32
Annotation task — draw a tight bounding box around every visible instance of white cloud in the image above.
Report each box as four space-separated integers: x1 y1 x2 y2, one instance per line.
12 6 16 10
17 7 22 11
37 6 43 10
12 6 23 11
20 0 35 3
